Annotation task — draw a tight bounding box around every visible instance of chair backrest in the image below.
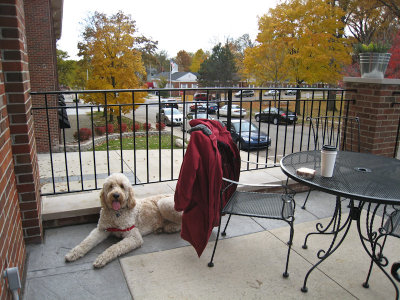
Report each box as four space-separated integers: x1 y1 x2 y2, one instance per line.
308 116 361 152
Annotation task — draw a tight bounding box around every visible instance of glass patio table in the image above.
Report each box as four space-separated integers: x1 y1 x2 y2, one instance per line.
280 150 400 299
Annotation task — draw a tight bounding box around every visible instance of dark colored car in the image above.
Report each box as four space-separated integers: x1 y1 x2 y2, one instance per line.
254 107 298 125
160 99 178 109
225 120 271 150
190 102 218 114
285 89 297 95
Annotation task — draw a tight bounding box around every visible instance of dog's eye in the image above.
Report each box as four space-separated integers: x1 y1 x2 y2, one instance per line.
109 184 113 189
119 184 124 188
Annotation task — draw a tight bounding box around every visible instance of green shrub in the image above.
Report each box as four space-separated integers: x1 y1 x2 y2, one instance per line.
354 42 391 54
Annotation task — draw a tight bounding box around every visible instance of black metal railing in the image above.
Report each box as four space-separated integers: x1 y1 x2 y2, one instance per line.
31 87 357 196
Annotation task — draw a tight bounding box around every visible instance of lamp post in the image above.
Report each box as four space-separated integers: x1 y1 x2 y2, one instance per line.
169 60 172 97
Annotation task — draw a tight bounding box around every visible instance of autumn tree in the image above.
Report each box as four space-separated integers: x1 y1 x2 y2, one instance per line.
386 30 400 78
198 43 238 87
78 11 147 121
57 49 87 89
228 34 254 79
243 41 288 88
377 0 400 17
57 49 77 88
136 35 159 77
249 0 351 113
175 50 192 72
339 0 399 45
154 50 171 73
190 49 208 73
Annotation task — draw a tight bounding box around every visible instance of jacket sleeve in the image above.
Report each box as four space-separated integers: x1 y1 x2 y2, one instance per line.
174 132 202 211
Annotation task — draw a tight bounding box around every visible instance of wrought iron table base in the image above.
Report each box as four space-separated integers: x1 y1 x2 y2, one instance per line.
300 199 399 299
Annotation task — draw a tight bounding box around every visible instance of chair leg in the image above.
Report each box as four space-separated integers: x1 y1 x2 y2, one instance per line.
301 189 312 209
363 232 389 288
222 214 232 236
283 221 294 278
392 262 400 282
208 214 223 267
363 260 373 288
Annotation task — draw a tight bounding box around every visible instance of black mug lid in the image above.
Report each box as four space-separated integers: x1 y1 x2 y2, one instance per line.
322 145 337 151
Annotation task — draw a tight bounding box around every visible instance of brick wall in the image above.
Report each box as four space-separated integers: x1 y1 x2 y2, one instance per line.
344 77 400 157
0 54 26 300
24 0 59 153
0 2 27 299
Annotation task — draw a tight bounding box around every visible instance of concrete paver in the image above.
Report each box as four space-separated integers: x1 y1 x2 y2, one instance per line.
24 188 399 299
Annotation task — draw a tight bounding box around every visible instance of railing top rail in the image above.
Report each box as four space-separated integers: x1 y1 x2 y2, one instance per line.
31 87 355 95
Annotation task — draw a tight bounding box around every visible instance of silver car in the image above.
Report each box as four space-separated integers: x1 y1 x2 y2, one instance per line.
156 108 183 126
219 104 247 117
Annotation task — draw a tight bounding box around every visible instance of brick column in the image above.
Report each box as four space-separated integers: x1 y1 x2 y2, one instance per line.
1 0 43 243
0 51 26 300
344 77 400 157
24 0 60 153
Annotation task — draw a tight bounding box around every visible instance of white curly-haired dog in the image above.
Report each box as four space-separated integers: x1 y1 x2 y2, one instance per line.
65 173 182 268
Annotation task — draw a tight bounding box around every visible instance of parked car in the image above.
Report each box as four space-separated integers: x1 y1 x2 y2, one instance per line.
254 107 298 124
156 108 183 126
285 89 297 95
219 104 247 117
190 101 219 114
181 112 214 132
193 92 215 101
160 99 178 109
225 120 271 150
234 90 254 98
264 89 279 96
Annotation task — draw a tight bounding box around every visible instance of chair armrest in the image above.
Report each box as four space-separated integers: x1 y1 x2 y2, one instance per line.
240 159 270 167
222 177 282 188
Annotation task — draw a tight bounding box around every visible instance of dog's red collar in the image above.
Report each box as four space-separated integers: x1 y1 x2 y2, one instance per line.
105 224 135 232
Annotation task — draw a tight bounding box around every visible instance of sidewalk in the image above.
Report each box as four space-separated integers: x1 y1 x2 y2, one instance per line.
24 181 400 299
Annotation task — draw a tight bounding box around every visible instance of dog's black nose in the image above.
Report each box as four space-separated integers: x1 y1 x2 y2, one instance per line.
113 193 120 199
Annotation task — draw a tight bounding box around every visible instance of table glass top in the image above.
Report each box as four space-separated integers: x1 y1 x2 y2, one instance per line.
281 151 400 205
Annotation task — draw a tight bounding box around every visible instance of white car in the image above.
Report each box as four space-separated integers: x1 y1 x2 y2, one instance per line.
264 90 279 96
219 104 247 117
156 108 183 126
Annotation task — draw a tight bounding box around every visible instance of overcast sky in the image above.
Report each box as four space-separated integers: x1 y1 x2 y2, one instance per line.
57 0 279 60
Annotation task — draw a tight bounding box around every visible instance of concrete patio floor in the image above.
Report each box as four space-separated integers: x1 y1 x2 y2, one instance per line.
23 186 400 300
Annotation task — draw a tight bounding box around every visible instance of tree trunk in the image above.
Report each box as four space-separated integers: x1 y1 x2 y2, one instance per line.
295 83 301 114
327 90 337 112
109 108 114 122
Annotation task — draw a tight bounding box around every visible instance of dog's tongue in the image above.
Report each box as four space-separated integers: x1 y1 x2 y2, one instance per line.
112 200 121 211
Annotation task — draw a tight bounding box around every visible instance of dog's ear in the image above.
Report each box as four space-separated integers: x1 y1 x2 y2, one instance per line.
100 188 107 208
127 185 136 209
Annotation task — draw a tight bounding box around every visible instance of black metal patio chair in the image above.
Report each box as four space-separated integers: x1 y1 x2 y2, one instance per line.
363 207 400 288
208 160 296 278
301 116 361 209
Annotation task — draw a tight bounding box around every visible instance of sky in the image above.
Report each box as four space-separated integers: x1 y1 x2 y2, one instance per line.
57 0 279 60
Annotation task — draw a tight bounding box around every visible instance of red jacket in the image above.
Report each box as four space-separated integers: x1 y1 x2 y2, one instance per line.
174 119 240 256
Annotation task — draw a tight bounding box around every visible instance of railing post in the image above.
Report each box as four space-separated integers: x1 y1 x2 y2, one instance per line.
227 89 232 131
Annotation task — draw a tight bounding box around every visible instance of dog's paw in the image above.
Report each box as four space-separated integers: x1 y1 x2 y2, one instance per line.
65 249 82 262
93 255 108 268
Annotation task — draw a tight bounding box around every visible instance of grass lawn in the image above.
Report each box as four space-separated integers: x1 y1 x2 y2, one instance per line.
92 111 136 128
92 134 185 151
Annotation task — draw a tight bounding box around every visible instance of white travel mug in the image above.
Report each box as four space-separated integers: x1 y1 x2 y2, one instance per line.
321 145 337 177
